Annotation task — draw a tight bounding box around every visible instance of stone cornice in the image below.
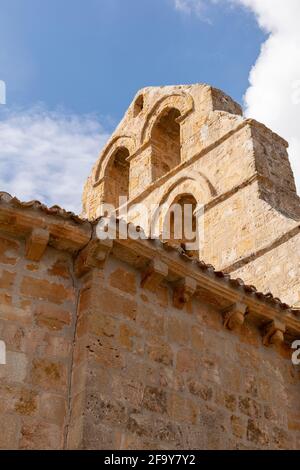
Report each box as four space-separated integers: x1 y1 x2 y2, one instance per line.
0 192 299 344
0 193 91 253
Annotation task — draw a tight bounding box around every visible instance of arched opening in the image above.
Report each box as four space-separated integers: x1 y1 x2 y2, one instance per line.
151 108 181 180
105 147 130 208
162 194 198 257
133 94 144 117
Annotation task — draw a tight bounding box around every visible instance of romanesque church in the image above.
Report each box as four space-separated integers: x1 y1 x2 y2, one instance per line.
0 84 299 450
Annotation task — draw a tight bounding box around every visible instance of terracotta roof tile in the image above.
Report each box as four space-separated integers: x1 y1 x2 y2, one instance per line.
0 191 87 225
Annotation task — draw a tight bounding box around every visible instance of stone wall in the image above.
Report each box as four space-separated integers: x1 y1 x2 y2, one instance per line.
0 219 299 450
66 255 300 450
0 234 78 449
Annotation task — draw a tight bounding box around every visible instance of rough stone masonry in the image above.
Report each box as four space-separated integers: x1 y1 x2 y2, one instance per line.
0 84 299 450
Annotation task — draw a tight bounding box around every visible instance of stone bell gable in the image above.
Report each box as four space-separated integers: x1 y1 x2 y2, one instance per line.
83 83 300 307
82 84 243 216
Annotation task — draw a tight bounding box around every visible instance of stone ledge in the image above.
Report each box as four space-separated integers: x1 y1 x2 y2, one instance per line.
0 193 91 253
1 191 299 344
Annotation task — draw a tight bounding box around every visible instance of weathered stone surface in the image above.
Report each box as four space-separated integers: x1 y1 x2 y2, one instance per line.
34 304 71 331
147 336 174 366
109 267 137 295
31 359 67 392
39 393 67 426
21 277 74 304
14 389 38 416
0 351 28 382
0 414 20 449
0 236 20 265
20 420 62 450
142 386 167 414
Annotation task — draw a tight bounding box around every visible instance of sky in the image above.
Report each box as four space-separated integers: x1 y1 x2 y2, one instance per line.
0 0 299 212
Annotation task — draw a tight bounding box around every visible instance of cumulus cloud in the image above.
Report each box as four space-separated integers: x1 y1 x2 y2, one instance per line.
0 107 109 214
232 0 300 194
173 0 300 193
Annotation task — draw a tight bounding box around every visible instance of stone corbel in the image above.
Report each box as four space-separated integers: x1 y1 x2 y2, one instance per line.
25 227 49 262
223 302 247 331
173 276 197 309
74 238 113 278
141 257 168 290
263 319 286 346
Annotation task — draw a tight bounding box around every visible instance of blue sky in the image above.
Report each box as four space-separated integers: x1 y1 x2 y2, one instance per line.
0 0 264 124
0 0 299 212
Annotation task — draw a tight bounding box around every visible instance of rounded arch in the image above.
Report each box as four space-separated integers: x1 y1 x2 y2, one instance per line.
151 107 182 178
162 193 198 254
102 146 130 208
141 92 194 145
151 173 215 238
94 135 137 185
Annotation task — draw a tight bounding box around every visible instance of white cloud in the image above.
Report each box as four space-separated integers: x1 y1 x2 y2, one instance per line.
0 107 109 214
232 0 300 194
173 0 220 18
174 0 205 15
173 0 300 193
